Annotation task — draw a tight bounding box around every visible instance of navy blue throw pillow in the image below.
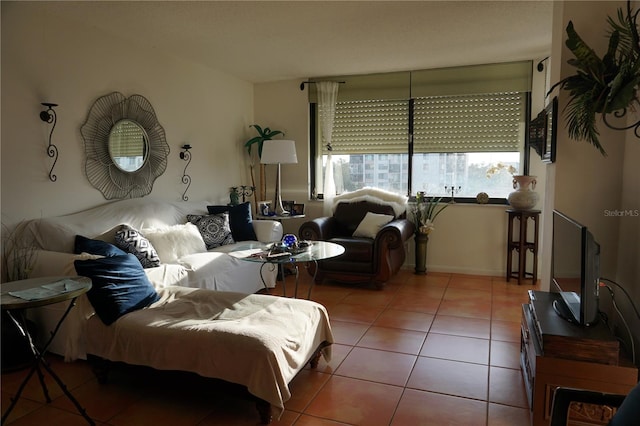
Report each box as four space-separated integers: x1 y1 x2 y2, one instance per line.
74 235 126 257
74 253 160 325
206 202 257 241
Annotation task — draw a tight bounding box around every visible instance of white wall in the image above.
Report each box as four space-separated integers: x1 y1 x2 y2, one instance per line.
1 3 255 226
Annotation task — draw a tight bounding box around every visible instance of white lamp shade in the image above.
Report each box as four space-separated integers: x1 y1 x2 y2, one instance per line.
260 140 298 164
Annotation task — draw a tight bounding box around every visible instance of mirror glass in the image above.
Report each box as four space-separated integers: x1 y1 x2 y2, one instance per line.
108 119 148 172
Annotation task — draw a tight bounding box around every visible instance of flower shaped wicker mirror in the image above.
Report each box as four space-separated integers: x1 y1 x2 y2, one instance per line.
80 92 170 199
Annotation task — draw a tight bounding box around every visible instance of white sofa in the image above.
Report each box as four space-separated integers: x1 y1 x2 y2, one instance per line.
19 198 283 356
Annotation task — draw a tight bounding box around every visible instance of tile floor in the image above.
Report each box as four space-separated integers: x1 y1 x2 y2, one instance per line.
1 269 538 425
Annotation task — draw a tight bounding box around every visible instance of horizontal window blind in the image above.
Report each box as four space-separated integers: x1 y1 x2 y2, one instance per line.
413 92 525 153
325 99 409 154
411 61 532 97
109 121 147 157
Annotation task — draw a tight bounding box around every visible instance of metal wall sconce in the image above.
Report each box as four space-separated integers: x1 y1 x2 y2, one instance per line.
40 103 59 182
229 185 255 206
536 56 549 72
179 144 192 201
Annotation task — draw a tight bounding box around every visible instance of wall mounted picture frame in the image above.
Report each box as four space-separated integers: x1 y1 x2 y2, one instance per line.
258 200 272 216
542 96 558 163
291 203 305 216
528 109 547 158
282 200 295 213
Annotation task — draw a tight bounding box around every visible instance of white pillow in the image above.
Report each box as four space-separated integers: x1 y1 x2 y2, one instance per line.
352 212 394 239
142 223 207 263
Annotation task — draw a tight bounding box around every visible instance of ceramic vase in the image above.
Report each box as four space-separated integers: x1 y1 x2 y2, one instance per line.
508 175 539 210
414 233 429 275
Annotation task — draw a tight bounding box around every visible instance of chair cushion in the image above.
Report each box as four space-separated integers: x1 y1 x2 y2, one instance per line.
207 202 258 242
333 201 396 235
352 212 394 239
187 213 235 249
142 223 207 263
74 253 160 325
114 224 161 268
74 235 126 257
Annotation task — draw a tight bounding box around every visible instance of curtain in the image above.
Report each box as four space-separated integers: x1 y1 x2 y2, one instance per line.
317 81 340 214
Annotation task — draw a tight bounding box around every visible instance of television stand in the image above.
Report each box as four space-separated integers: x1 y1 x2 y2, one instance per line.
521 291 637 426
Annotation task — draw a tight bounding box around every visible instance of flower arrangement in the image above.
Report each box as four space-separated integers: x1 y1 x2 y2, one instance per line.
411 191 449 235
486 162 517 178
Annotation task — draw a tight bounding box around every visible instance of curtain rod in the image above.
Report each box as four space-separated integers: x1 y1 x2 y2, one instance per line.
299 81 346 91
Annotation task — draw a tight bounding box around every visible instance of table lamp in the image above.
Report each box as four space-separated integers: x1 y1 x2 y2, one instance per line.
261 140 297 216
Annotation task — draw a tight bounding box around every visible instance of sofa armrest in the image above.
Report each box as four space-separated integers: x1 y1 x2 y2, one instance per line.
252 220 283 243
299 217 338 241
375 219 415 249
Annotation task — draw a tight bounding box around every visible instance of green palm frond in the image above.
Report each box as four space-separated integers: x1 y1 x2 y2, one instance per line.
549 2 640 156
244 124 284 157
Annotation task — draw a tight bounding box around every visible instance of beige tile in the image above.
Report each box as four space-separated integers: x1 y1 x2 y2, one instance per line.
341 290 395 307
407 357 488 400
487 402 531 426
357 326 427 355
108 393 214 426
326 303 384 324
335 347 417 387
489 366 529 408
286 370 332 412
437 298 492 320
387 293 442 314
305 376 403 426
307 343 352 374
420 333 490 364
447 275 493 292
2 404 110 426
392 388 487 426
444 287 492 302
293 414 353 425
0 391 44 425
490 340 522 370
328 320 369 345
50 377 144 422
373 309 434 332
430 314 491 339
491 320 522 342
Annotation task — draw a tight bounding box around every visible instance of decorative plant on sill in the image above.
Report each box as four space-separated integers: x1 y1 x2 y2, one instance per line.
549 0 640 156
485 163 517 179
244 124 284 211
411 191 450 235
411 191 450 275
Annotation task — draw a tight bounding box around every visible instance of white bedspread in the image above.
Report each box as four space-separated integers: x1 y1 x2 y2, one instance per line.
85 286 333 419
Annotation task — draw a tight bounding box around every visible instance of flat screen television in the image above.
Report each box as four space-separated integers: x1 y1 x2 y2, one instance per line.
551 210 601 326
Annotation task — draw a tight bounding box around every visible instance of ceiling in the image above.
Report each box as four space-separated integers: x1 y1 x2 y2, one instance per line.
38 0 554 83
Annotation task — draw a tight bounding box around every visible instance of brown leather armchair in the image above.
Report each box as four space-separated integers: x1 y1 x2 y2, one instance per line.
298 199 415 289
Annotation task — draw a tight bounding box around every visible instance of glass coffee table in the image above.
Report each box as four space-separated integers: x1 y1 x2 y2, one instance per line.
230 241 345 299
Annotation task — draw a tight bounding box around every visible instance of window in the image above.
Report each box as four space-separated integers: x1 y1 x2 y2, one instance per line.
309 61 532 200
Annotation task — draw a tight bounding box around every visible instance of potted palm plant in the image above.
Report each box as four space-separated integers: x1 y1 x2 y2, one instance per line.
244 124 284 211
550 1 640 156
